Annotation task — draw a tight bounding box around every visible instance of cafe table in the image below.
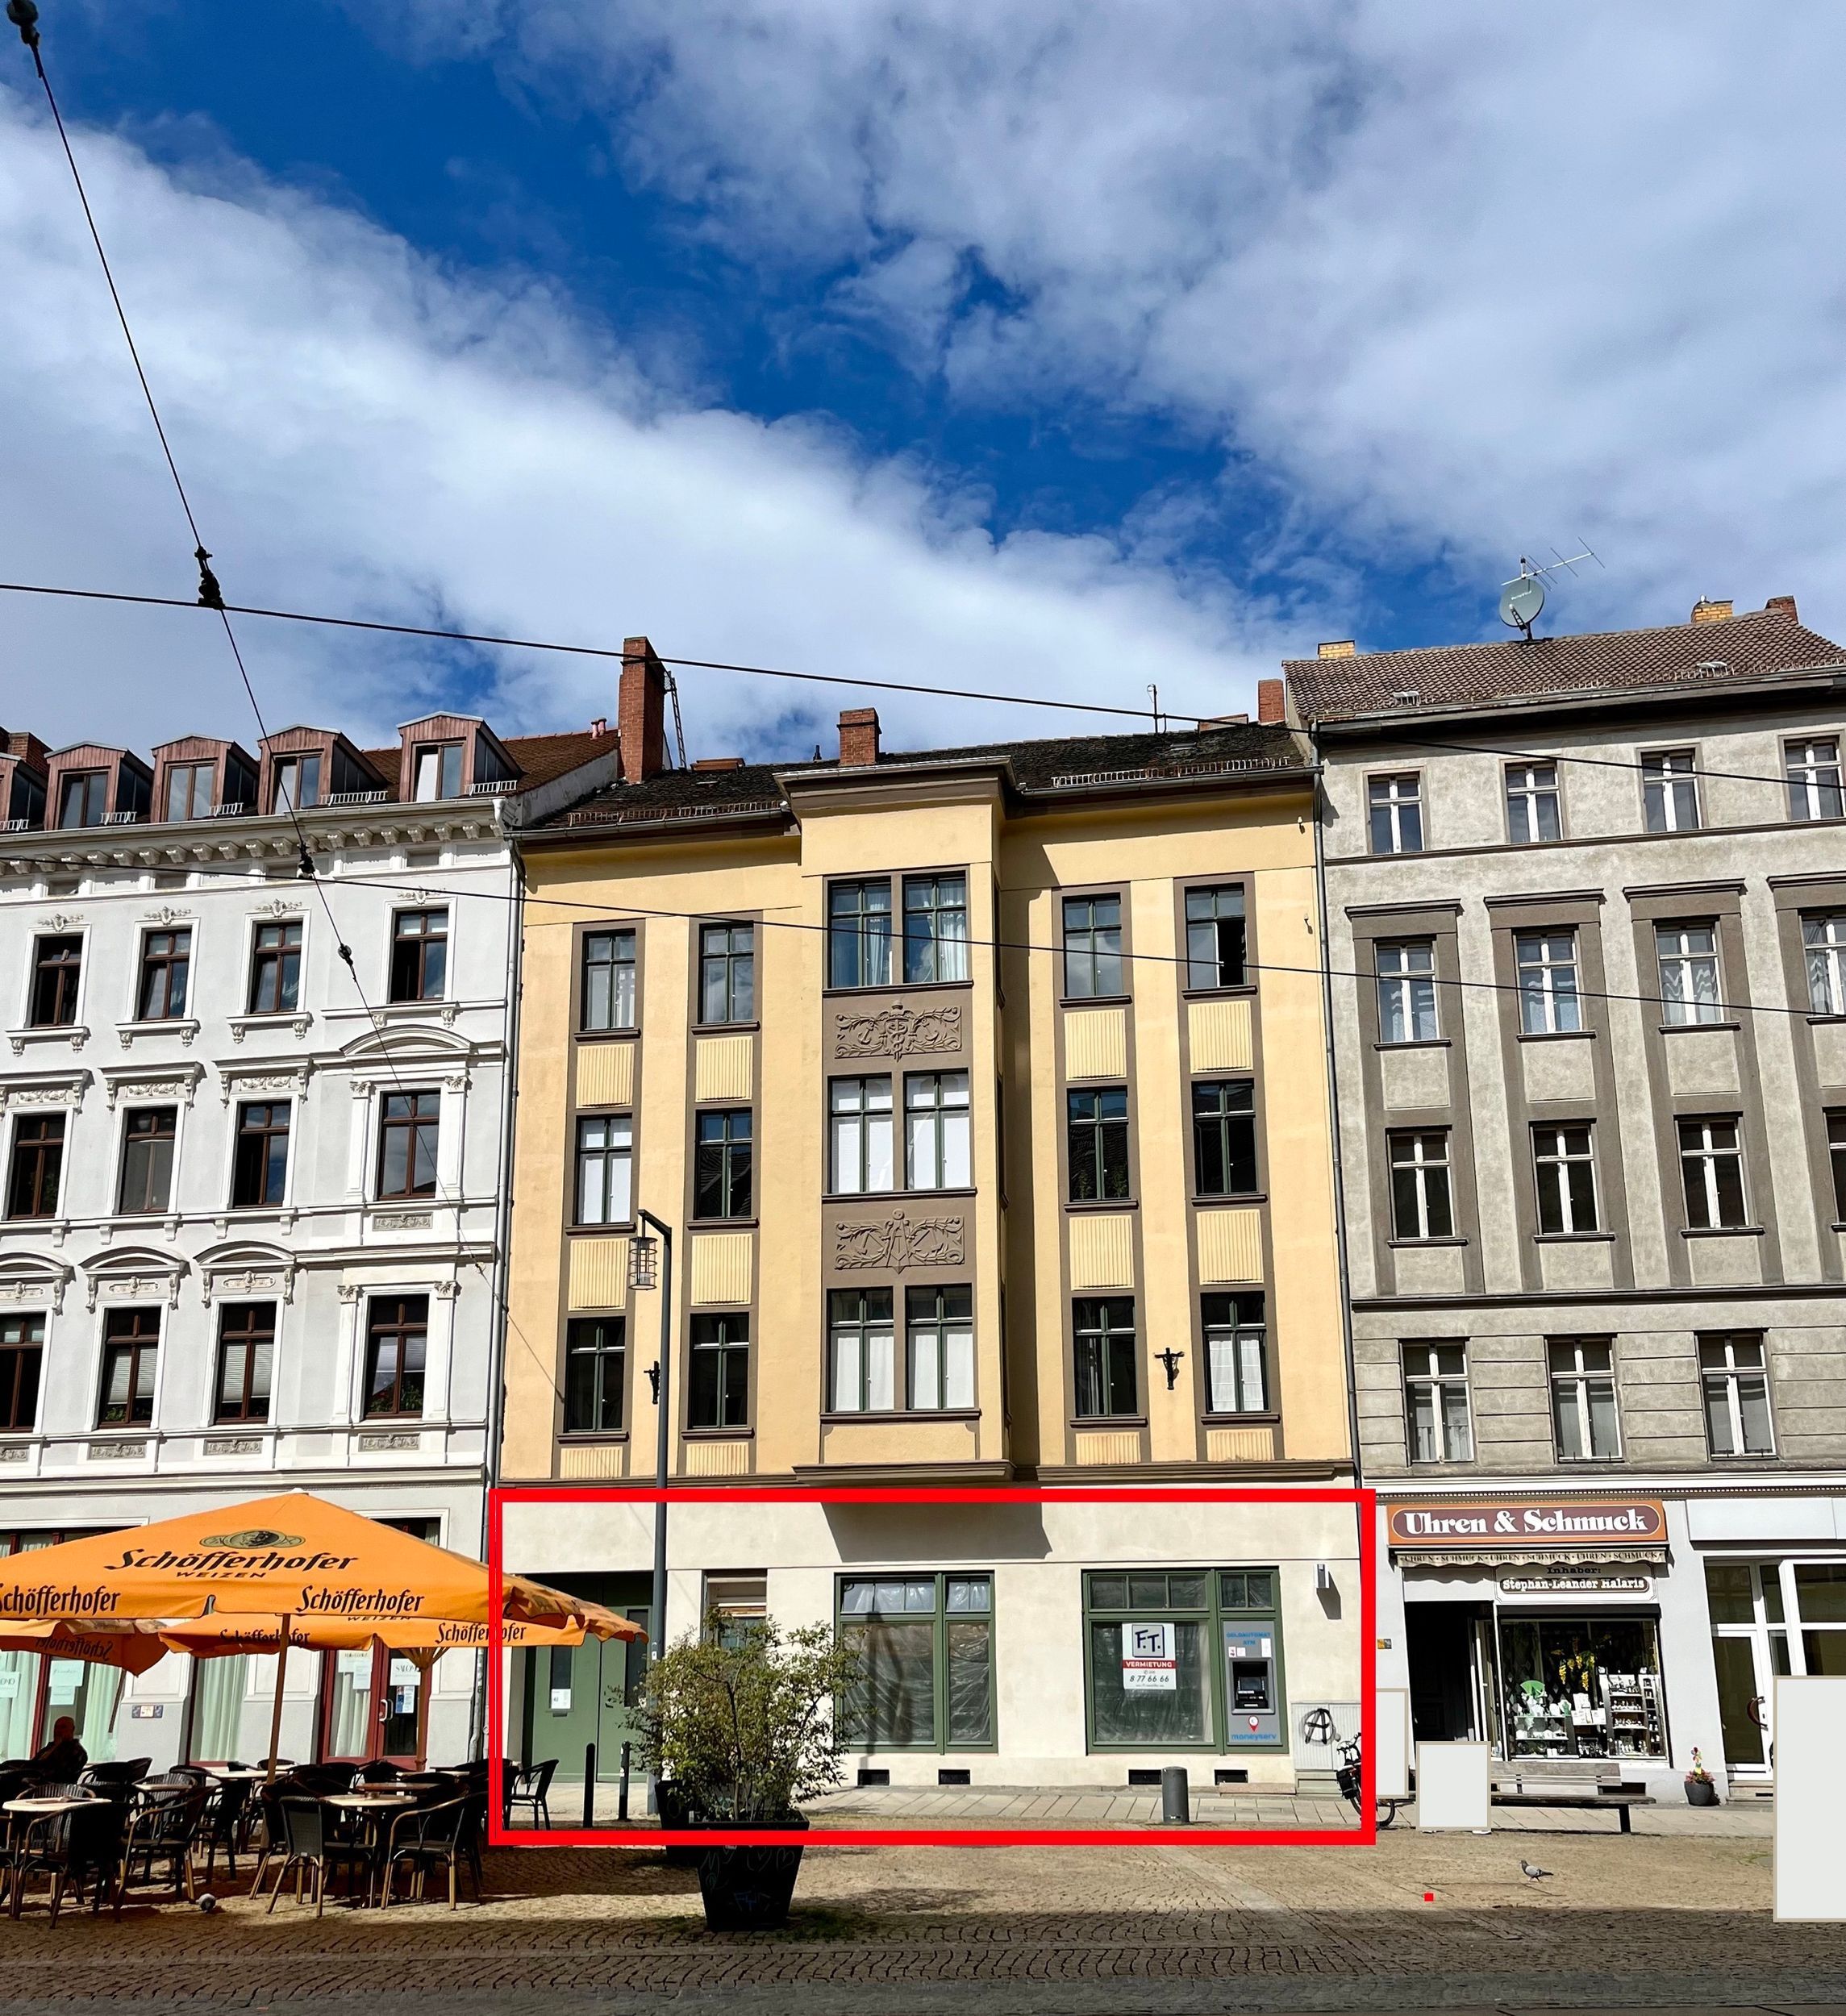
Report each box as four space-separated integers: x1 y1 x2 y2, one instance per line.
321 1789 417 1907
2 1793 99 1917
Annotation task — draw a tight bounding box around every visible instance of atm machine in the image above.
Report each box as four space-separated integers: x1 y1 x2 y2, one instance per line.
1223 1625 1281 1744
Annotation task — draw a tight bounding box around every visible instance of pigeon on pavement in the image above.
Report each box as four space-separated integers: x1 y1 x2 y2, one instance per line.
1519 1860 1553 1881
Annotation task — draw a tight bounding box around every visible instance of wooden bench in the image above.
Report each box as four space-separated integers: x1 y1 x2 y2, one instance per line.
1491 1783 1654 1834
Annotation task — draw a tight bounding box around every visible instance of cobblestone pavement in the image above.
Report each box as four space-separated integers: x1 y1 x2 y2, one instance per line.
0 1820 1837 2016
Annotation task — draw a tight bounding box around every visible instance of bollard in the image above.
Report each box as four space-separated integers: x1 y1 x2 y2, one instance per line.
619 1742 631 1821
1161 1764 1191 1823
583 1741 597 1828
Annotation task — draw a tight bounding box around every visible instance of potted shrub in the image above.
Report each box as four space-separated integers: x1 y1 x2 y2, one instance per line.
636 1617 862 1930
1684 1747 1720 1806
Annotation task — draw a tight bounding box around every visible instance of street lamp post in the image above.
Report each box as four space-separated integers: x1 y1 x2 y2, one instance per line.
629 1210 674 1666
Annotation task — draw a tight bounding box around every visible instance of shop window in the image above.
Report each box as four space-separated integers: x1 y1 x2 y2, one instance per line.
698 923 755 1024
1192 1081 1256 1197
581 929 637 1031
837 1572 993 1752
688 1314 749 1429
902 874 969 985
829 1077 893 1194
1548 1338 1619 1460
1403 1341 1472 1464
702 1572 768 1648
563 1317 624 1434
1499 1616 1665 1759
1704 1561 1787 1773
1375 942 1437 1043
1515 930 1581 1035
1505 760 1561 843
1642 749 1700 833
1699 1332 1774 1456
1185 885 1246 991
1061 894 1123 998
1082 1567 1282 1752
1368 773 1423 855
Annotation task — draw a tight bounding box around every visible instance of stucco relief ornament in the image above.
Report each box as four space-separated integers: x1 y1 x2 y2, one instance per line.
832 1002 962 1061
834 1210 965 1272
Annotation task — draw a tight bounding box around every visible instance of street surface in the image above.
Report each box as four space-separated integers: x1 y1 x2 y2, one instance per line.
0 1810 1840 2015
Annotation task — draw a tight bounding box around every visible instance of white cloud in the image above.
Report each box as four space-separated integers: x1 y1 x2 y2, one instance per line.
376 0 1846 639
0 85 1275 760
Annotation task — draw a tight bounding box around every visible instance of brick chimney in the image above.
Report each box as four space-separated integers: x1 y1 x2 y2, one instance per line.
838 708 880 767
6 730 50 771
619 636 668 783
1764 594 1798 619
1317 639 1356 659
1691 598 1733 624
1256 677 1286 725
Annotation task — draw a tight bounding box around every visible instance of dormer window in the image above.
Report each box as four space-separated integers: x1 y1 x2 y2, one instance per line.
165 762 215 823
413 742 465 802
273 752 322 813
57 770 107 829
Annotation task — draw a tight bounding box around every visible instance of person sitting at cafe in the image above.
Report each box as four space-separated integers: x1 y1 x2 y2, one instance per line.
32 1715 87 1779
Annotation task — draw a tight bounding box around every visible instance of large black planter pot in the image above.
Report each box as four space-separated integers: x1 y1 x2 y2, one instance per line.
692 1815 809 1931
655 1781 704 1868
1685 1777 1719 1806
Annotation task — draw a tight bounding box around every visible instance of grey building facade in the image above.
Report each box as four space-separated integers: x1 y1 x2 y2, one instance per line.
1288 594 1846 1797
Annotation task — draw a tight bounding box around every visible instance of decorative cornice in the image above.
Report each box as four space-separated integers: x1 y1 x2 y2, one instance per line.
98 1061 205 1110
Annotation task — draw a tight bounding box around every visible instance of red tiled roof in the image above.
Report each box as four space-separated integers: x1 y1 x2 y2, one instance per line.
1286 604 1843 723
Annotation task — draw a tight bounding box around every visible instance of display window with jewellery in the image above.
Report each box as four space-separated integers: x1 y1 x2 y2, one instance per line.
1496 1613 1667 1760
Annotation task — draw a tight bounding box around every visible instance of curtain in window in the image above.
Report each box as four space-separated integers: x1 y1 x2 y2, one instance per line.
191 1655 248 1763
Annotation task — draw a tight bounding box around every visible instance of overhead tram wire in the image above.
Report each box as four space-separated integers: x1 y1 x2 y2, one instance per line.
151 856 1825 1028
5 0 570 1412
0 580 1213 727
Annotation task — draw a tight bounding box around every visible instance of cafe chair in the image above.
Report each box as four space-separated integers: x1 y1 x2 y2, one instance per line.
79 1759 152 1789
112 1781 208 1918
264 1797 372 1918
356 1760 402 1785
380 1797 475 1909
502 1758 556 1831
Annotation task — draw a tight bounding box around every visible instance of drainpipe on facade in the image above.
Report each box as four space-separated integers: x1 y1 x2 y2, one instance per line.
471 825 525 1762
1309 748 1367 1494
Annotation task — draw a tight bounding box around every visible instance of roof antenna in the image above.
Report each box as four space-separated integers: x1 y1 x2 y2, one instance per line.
1147 683 1162 733
1498 542 1603 642
662 670 688 771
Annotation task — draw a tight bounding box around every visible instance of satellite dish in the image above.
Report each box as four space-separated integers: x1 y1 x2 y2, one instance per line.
1499 573 1545 631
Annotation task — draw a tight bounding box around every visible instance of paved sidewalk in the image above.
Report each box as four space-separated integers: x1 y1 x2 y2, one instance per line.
0 1818 1835 2014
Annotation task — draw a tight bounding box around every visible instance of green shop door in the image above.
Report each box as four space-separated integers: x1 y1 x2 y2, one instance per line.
521 1607 650 1809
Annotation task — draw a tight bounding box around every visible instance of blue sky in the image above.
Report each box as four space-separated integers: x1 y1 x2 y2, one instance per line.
3 3 1844 759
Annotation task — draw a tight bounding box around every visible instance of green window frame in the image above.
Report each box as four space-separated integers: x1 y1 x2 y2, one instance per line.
1081 1566 1286 1753
835 1571 996 1754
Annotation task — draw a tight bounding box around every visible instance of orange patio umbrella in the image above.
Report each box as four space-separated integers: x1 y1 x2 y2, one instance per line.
0 1492 641 1775
0 1618 171 1677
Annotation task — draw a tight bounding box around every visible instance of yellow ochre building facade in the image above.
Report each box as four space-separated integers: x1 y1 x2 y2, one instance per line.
498 644 1361 1792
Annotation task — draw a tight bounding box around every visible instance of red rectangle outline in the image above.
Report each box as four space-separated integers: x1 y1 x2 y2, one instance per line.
488 1482 1376 1849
